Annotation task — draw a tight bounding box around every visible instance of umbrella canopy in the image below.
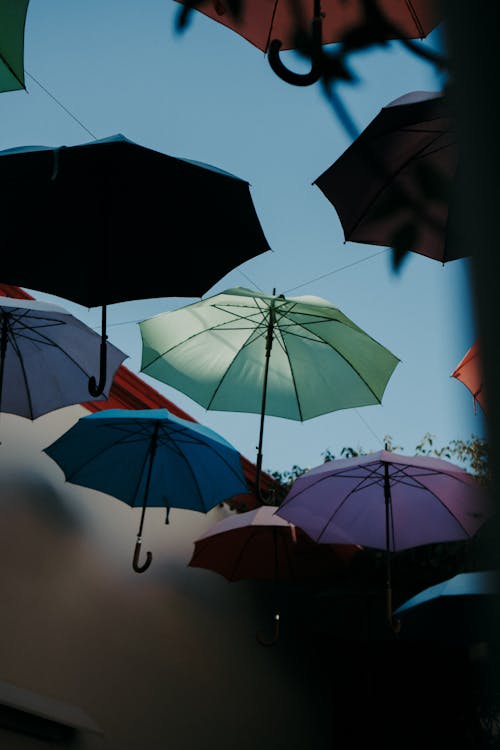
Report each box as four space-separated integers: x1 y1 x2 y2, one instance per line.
189 505 360 644
174 1 441 86
452 340 486 414
0 134 270 395
0 0 30 93
277 449 493 626
175 0 441 51
43 408 249 573
189 505 360 582
0 296 126 419
314 90 460 264
139 287 400 495
394 571 500 643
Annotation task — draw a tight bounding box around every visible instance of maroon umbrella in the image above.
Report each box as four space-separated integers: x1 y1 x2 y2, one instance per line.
314 90 461 263
277 449 493 628
175 1 442 86
189 505 360 643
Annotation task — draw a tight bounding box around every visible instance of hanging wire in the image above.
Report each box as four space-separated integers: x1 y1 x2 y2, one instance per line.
284 249 388 294
354 409 385 447
25 71 98 140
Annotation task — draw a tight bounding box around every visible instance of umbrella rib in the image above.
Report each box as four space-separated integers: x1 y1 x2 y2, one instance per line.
52 427 149 483
345 130 449 239
158 424 246 510
8 314 105 381
387 464 481 536
230 526 263 581
142 319 263 368
272 308 393 404
205 314 268 410
8 330 35 418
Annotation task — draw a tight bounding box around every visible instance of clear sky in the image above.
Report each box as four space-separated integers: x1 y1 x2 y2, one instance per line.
0 0 483 475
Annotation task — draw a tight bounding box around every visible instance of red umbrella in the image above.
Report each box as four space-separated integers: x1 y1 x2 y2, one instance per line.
189 505 360 642
452 340 486 414
175 1 442 85
314 90 460 263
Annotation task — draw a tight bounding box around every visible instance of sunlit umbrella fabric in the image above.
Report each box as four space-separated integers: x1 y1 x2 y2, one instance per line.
139 287 400 421
0 297 126 418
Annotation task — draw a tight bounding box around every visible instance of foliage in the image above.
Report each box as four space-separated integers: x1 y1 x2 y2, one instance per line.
266 432 489 505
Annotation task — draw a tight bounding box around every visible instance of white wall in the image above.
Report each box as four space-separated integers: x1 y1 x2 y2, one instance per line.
0 407 332 749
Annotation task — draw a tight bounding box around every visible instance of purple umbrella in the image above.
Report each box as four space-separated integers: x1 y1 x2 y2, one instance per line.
276 449 493 628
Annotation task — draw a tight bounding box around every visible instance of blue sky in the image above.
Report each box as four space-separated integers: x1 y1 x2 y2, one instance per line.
0 0 482 474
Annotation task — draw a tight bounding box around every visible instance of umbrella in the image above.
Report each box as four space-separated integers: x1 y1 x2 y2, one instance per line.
314 90 461 264
276 448 493 628
0 0 30 93
189 505 361 643
0 296 126 419
43 408 250 573
175 0 441 86
138 286 400 498
0 134 270 396
394 571 500 643
452 340 486 414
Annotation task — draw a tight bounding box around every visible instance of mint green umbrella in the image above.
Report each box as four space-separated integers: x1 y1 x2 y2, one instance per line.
0 1 30 93
139 287 400 496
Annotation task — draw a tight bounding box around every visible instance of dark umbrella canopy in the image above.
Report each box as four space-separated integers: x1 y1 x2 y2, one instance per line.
394 571 500 644
0 134 270 394
314 90 460 263
0 134 270 305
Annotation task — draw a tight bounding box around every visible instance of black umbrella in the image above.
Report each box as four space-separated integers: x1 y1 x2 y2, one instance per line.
314 90 461 264
0 134 270 395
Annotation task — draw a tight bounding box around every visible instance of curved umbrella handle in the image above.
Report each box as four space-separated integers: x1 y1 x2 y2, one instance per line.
133 538 152 573
256 613 280 647
268 38 322 87
267 3 324 88
88 340 108 397
88 305 108 398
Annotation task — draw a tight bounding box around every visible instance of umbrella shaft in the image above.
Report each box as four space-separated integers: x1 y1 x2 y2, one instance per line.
137 423 159 538
256 303 276 496
0 314 9 415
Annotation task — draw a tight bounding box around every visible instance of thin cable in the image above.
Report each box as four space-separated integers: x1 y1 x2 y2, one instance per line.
283 249 388 294
354 408 384 448
25 71 98 140
238 270 265 292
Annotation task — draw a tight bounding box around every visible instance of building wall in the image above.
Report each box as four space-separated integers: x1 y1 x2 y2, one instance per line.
0 408 332 749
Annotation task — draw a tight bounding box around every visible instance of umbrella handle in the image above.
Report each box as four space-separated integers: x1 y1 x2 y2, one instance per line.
88 305 108 398
268 38 322 87
256 613 280 647
267 3 323 87
133 538 152 573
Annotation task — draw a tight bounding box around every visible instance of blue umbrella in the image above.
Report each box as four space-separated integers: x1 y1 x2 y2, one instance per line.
43 408 249 573
394 571 500 643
